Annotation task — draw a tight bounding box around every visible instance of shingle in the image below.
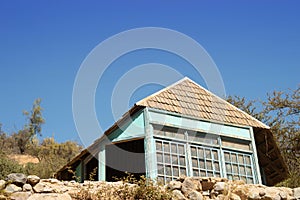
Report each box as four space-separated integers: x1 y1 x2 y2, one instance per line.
136 77 268 129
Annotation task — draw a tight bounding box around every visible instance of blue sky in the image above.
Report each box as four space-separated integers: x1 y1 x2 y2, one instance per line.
0 1 299 145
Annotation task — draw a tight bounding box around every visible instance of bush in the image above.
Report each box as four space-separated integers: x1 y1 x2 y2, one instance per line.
0 153 24 179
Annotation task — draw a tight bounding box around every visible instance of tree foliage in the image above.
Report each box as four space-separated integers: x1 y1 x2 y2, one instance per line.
227 85 300 187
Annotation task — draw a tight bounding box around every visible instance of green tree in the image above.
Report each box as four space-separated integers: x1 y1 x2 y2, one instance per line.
227 85 300 187
16 98 45 154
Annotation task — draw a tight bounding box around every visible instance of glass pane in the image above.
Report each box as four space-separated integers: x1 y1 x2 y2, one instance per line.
240 166 246 175
245 156 251 165
163 143 170 152
171 144 177 152
156 141 162 151
226 163 231 173
165 165 172 176
178 145 184 155
246 167 252 176
206 161 212 170
166 177 172 183
191 147 197 157
173 167 179 177
180 168 186 176
200 160 205 168
179 156 186 166
165 154 171 163
205 149 211 159
172 155 178 164
198 148 204 157
232 154 237 163
233 164 238 174
238 155 244 164
192 158 198 167
193 169 199 177
207 171 213 177
214 163 220 171
227 175 233 180
224 152 230 161
156 153 163 163
200 171 206 177
157 164 164 175
215 172 221 177
213 151 218 160
247 178 253 184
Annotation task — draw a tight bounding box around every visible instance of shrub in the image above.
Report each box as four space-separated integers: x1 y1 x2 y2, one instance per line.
0 153 24 179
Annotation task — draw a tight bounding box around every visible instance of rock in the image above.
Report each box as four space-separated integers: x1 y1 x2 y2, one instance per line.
0 180 5 190
23 183 32 191
201 178 215 191
248 192 261 200
279 191 288 200
214 182 227 192
172 190 187 200
4 184 22 193
10 192 31 200
294 187 300 200
187 190 203 200
0 195 7 200
259 191 266 197
6 173 27 186
230 193 241 200
167 180 182 190
27 193 72 200
181 177 199 196
33 182 54 193
27 175 40 186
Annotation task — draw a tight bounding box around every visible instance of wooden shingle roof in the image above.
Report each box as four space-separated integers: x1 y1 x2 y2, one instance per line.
137 77 269 129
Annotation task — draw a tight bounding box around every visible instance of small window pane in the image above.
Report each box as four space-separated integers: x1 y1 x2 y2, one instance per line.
180 168 186 176
206 161 212 170
205 149 211 159
192 158 198 167
213 151 218 160
157 153 163 163
198 149 204 157
215 163 220 171
157 164 164 175
224 152 230 161
200 171 206 177
246 167 252 176
245 156 251 165
191 147 197 157
226 163 231 173
178 145 184 155
238 155 244 164
173 167 179 177
233 164 238 173
171 144 177 152
232 154 237 163
163 143 170 152
180 156 186 166
165 165 172 176
193 169 199 176
165 154 170 163
172 155 178 164
200 160 205 168
156 142 162 151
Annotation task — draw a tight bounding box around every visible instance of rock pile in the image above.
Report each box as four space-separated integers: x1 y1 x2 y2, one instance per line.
168 177 300 200
0 174 299 200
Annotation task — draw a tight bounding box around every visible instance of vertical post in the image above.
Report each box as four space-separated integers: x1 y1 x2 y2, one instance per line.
98 145 106 181
218 136 227 178
249 127 262 184
144 108 157 180
185 131 193 177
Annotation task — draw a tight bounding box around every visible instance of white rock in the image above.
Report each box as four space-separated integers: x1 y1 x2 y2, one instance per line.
4 184 22 193
187 190 203 200
214 182 227 192
22 183 32 191
294 187 300 200
172 190 187 200
167 180 182 190
27 175 40 186
10 192 31 200
27 193 72 200
0 180 5 190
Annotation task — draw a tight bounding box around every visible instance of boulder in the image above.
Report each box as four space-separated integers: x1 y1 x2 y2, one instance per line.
10 192 31 200
27 193 72 200
33 182 54 193
0 180 5 190
214 182 227 193
172 190 187 200
6 173 27 186
0 195 7 200
187 190 203 200
294 187 300 200
27 175 40 186
201 177 215 191
4 184 22 193
167 180 182 190
22 183 32 191
33 181 67 193
181 177 201 196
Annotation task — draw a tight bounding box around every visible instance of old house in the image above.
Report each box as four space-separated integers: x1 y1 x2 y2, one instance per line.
56 77 287 186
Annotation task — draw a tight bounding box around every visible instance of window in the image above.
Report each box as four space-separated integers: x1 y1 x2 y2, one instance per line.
155 140 188 183
190 145 221 177
153 125 258 184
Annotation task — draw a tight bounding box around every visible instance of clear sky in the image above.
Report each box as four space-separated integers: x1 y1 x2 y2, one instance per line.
0 1 299 145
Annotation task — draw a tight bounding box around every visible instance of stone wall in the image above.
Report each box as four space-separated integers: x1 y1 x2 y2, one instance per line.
0 174 299 200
